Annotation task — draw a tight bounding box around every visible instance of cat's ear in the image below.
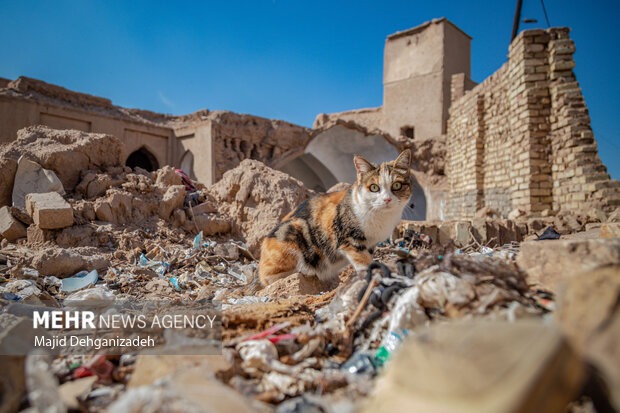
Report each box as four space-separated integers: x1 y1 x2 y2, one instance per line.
394 150 411 172
353 155 375 175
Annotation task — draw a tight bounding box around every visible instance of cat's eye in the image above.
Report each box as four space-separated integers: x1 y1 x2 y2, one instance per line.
369 184 380 192
392 182 402 191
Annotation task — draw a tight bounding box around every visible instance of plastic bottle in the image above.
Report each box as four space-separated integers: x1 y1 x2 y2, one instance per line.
375 330 408 366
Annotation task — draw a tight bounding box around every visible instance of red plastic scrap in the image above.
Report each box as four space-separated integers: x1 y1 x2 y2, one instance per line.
268 334 297 344
73 355 114 382
73 366 95 379
242 322 294 343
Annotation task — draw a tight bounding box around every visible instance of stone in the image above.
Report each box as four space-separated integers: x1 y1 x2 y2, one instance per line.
1 126 125 190
453 221 472 247
474 207 498 219
58 376 97 410
0 157 17 207
31 247 110 278
362 319 584 413
508 208 525 220
155 165 182 188
585 222 603 231
470 219 487 245
128 355 231 389
0 206 26 241
110 366 263 413
564 214 583 232
25 192 73 229
172 208 186 227
402 221 439 244
258 273 330 298
600 223 620 239
10 206 33 225
540 209 555 217
0 315 31 412
555 266 620 409
0 354 25 413
105 190 133 224
11 157 65 208
94 201 114 222
587 207 607 223
190 201 216 216
213 242 240 261
555 266 620 350
26 225 56 244
158 185 186 220
86 174 113 199
438 222 455 246
608 208 620 223
516 239 620 291
194 213 232 236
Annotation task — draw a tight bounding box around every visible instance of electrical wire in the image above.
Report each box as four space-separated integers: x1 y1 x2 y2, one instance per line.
540 0 551 27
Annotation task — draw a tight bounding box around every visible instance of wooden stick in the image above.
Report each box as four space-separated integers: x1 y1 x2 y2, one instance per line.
346 277 379 329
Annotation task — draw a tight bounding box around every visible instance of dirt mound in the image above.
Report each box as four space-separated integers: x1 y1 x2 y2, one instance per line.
209 159 313 255
0 126 125 190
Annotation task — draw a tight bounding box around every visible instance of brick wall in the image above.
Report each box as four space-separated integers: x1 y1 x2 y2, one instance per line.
446 28 619 219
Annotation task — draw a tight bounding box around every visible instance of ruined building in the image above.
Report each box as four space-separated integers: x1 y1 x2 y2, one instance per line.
0 18 617 221
445 28 619 218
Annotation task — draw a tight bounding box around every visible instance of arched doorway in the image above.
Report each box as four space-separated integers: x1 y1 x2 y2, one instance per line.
126 147 159 171
279 153 338 192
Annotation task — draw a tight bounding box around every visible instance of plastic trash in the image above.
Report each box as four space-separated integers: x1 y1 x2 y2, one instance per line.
481 246 493 255
1 279 45 301
237 339 279 367
223 296 268 309
42 275 62 294
61 270 98 292
139 253 169 277
383 286 427 334
243 321 291 342
192 231 217 252
65 286 115 305
169 277 182 291
1 292 21 301
193 231 203 250
73 355 114 382
375 330 407 366
275 394 327 413
537 226 561 241
227 265 249 284
417 269 476 310
342 352 377 375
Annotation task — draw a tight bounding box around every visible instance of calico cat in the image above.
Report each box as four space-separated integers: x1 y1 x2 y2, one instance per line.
259 150 412 286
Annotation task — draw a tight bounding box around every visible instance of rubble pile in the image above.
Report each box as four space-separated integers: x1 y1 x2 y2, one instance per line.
0 127 618 413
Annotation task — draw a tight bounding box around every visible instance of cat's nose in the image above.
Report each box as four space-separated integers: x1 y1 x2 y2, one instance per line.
384 198 391 204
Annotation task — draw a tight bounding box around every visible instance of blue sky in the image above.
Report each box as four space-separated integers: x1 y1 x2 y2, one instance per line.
1 0 618 179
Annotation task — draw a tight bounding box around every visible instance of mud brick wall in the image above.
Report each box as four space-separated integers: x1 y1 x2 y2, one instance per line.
446 28 619 219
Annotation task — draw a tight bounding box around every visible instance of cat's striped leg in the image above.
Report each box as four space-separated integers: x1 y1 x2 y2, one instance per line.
258 237 299 286
340 244 372 273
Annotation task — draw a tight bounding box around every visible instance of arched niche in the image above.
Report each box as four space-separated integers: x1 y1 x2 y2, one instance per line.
126 147 159 171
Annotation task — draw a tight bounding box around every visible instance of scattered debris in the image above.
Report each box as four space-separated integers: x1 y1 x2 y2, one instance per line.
0 125 618 412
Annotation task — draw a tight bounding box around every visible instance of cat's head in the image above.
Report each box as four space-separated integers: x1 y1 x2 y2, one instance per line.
352 150 412 213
